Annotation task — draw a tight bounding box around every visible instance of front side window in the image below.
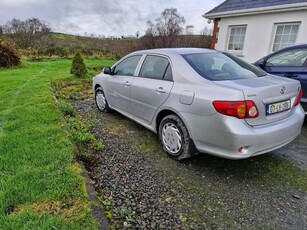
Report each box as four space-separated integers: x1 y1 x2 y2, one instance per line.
139 55 172 80
113 55 142 76
227 25 247 51
272 23 300 52
182 52 267 81
266 48 307 67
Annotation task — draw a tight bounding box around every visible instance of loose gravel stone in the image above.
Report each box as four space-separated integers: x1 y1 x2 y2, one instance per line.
72 99 307 230
73 100 187 229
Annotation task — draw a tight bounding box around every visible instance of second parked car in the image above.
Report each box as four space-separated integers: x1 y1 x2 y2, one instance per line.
254 44 307 112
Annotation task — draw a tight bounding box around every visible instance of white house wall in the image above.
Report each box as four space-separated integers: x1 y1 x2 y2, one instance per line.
215 10 307 63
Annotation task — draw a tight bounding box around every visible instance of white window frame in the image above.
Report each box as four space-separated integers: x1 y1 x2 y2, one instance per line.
226 25 247 54
271 22 300 52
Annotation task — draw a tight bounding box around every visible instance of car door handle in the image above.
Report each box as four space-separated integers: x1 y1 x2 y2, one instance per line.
155 87 166 93
124 81 131 86
284 74 299 78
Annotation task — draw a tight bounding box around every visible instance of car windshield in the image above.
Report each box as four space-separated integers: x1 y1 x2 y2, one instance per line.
182 52 267 81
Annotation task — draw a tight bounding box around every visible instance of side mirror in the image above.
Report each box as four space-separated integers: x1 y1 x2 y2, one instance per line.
103 67 112 75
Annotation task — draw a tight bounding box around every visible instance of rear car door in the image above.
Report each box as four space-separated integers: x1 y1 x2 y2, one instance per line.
129 55 174 124
105 55 142 112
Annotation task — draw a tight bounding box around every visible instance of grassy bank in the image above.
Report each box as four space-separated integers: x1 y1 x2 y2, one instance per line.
0 59 114 228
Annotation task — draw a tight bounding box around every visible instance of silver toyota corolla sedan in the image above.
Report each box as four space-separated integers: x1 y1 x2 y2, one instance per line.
93 48 304 160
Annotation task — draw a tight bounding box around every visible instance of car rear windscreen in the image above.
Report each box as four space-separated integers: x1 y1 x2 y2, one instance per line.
182 52 267 81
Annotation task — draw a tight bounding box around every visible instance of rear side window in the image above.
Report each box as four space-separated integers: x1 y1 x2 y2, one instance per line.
113 55 142 76
182 52 267 81
164 65 173 81
139 55 172 81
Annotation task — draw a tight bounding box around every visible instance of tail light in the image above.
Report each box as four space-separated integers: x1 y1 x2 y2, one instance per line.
213 100 259 119
294 89 303 107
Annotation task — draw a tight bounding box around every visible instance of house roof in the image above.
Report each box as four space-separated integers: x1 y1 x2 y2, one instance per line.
204 0 307 18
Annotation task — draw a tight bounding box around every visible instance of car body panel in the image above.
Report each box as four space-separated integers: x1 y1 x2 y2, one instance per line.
180 105 304 159
215 75 300 126
104 74 133 112
262 66 304 80
299 71 307 111
129 77 174 124
93 48 305 159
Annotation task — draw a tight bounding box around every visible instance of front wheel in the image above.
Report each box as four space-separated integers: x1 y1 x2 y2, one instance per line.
95 87 110 112
159 115 192 161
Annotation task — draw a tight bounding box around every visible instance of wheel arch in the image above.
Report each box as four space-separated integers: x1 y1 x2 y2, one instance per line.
94 84 102 92
155 108 193 135
156 109 198 160
155 109 177 133
155 109 193 134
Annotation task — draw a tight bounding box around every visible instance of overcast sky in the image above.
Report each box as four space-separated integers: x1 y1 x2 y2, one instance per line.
0 0 223 37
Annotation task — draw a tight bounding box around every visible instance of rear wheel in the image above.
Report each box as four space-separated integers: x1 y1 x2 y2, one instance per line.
95 87 110 112
159 115 192 160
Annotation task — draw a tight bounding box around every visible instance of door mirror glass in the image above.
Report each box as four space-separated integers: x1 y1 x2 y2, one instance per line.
103 67 112 75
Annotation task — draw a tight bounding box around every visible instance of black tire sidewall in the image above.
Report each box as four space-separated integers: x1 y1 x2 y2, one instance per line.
95 87 109 112
159 115 190 160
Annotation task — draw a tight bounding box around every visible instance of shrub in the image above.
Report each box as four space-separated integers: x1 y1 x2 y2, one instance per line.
58 99 76 117
70 51 87 78
113 52 121 60
0 39 21 68
28 48 38 61
42 46 69 58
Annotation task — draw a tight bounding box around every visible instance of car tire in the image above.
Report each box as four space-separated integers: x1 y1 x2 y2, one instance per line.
159 114 192 161
95 87 110 112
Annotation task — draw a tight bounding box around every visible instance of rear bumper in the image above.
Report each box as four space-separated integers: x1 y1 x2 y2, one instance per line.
181 105 305 159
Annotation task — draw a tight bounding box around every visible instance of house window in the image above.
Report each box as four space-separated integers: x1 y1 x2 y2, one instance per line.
272 23 300 51
227 25 246 51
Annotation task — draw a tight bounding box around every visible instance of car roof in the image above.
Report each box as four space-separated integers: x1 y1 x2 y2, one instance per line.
267 43 307 56
275 43 307 52
129 48 217 56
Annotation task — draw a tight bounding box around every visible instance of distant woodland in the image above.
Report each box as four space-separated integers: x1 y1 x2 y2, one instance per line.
0 8 212 59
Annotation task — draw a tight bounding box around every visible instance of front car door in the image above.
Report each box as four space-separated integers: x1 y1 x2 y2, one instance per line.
263 48 307 80
129 55 174 124
299 67 307 111
263 47 307 111
104 55 142 112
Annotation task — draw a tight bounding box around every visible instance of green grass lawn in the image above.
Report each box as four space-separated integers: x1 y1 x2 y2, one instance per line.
0 58 115 229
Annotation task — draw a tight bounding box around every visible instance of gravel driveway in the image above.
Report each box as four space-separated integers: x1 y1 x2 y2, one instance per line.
73 98 306 229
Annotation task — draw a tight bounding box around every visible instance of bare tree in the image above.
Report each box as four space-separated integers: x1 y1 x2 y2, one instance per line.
194 26 213 48
143 8 185 48
3 18 51 48
185 25 194 35
200 26 213 36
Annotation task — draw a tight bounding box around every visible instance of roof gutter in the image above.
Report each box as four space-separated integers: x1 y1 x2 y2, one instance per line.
203 3 307 19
